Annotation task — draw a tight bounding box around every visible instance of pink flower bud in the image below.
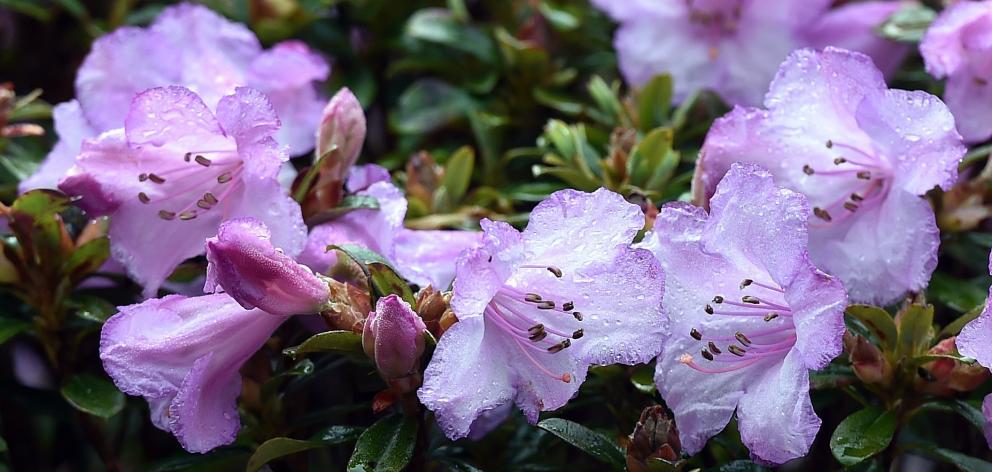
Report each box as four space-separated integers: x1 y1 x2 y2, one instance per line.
205 217 329 316
315 87 366 173
363 295 427 390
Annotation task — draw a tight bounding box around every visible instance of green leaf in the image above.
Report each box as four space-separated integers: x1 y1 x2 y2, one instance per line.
702 461 770 472
920 399 986 432
247 425 364 472
587 76 623 125
628 128 675 189
877 3 936 43
67 294 118 323
896 304 934 358
60 373 125 419
845 305 898 351
637 75 673 133
928 272 987 313
438 146 475 207
405 9 497 64
306 195 381 226
391 79 475 135
64 237 110 283
0 318 30 345
829 406 898 466
347 415 419 472
368 262 416 307
537 418 625 471
906 443 992 472
283 331 364 359
939 303 985 338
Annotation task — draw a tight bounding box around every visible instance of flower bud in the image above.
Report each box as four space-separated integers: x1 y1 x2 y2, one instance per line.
205 217 330 316
918 337 990 396
626 405 681 472
363 295 427 391
415 285 451 337
315 87 365 171
845 332 891 385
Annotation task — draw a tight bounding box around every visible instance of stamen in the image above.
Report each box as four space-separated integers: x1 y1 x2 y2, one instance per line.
708 342 722 354
712 295 724 303
764 313 779 322
513 338 571 383
562 301 574 311
850 193 864 202
138 192 150 204
856 171 871 180
572 329 584 339
813 207 832 222
802 165 815 175
825 140 833 148
547 266 563 278
741 295 760 304
701 349 714 361
528 324 545 335
735 331 752 346
572 311 583 321
158 210 176 221
537 301 555 310
203 192 218 205
690 328 703 340
740 279 752 289
704 304 715 315
525 293 542 302
843 202 858 212
217 172 233 183
178 211 197 221
197 200 212 210
184 152 192 162
138 173 149 182
547 339 571 353
148 173 166 184
194 155 212 167
833 157 846 165
728 345 747 357
529 331 547 342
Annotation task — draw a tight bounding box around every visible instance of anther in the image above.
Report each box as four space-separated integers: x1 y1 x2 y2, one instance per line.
856 171 871 180
194 155 212 167
138 173 149 182
850 193 864 202
547 339 571 353
562 301 574 311
735 331 752 346
712 295 724 304
704 304 714 315
203 192 218 205
197 200 212 210
740 279 752 290
843 202 858 212
158 210 176 221
183 152 192 162
701 349 714 361
217 172 233 183
690 328 703 340
572 312 584 321
148 173 166 184
833 157 846 165
802 165 815 175
728 345 747 357
529 331 547 342
537 301 555 310
528 324 545 335
178 211 197 221
741 295 760 304
546 266 563 278
708 342 722 354
572 329 584 339
764 313 779 322
825 140 833 148
813 207 832 222
138 192 150 204
525 293 542 302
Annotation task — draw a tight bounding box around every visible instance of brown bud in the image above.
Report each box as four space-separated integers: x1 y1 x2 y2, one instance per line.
319 278 371 333
917 337 991 396
416 285 451 337
626 405 681 472
405 151 442 210
845 332 892 386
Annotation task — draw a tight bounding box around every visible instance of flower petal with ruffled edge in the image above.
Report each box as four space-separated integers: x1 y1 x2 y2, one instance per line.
420 188 666 440
393 229 481 289
100 293 286 453
645 163 846 464
19 101 97 193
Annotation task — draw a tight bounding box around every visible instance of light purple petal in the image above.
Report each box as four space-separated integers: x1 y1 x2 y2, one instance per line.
921 1 992 78
393 229 481 289
958 254 992 367
984 394 992 448
346 164 392 193
450 220 523 319
612 19 717 100
215 87 285 179
124 86 224 148
19 101 96 192
805 1 910 76
785 258 847 370
943 71 992 143
737 350 820 465
58 129 138 216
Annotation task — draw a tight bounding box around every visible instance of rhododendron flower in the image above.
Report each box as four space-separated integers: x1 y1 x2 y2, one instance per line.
592 0 909 106
101 293 286 453
205 218 329 316
643 163 847 465
363 294 428 392
921 0 992 143
696 47 965 304
60 86 305 296
956 252 992 447
418 188 666 440
20 2 328 193
300 166 480 289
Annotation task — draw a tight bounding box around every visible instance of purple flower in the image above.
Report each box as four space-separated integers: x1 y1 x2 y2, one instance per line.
696 47 964 304
205 217 329 316
643 163 847 465
417 188 666 440
60 86 306 296
100 293 287 453
363 294 428 391
921 0 992 142
592 0 908 106
956 252 992 447
316 88 366 167
20 3 328 193
300 167 481 289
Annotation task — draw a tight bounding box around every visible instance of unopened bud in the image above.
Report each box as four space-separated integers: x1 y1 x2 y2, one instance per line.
363 295 427 393
626 405 681 472
918 337 991 395
205 217 330 316
415 285 452 336
315 87 366 172
845 332 891 385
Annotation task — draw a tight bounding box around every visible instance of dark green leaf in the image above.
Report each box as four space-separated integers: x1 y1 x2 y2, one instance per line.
347 414 419 472
906 443 992 472
368 262 416 307
920 399 986 432
283 331 364 359
829 406 897 466
928 272 987 313
845 305 897 351
306 195 381 226
877 3 936 43
391 79 475 135
940 303 985 338
637 75 673 132
247 425 364 472
405 9 497 63
438 146 474 207
0 318 30 345
896 304 934 358
702 460 770 472
60 373 125 418
67 294 118 323
64 237 110 283
537 418 625 471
